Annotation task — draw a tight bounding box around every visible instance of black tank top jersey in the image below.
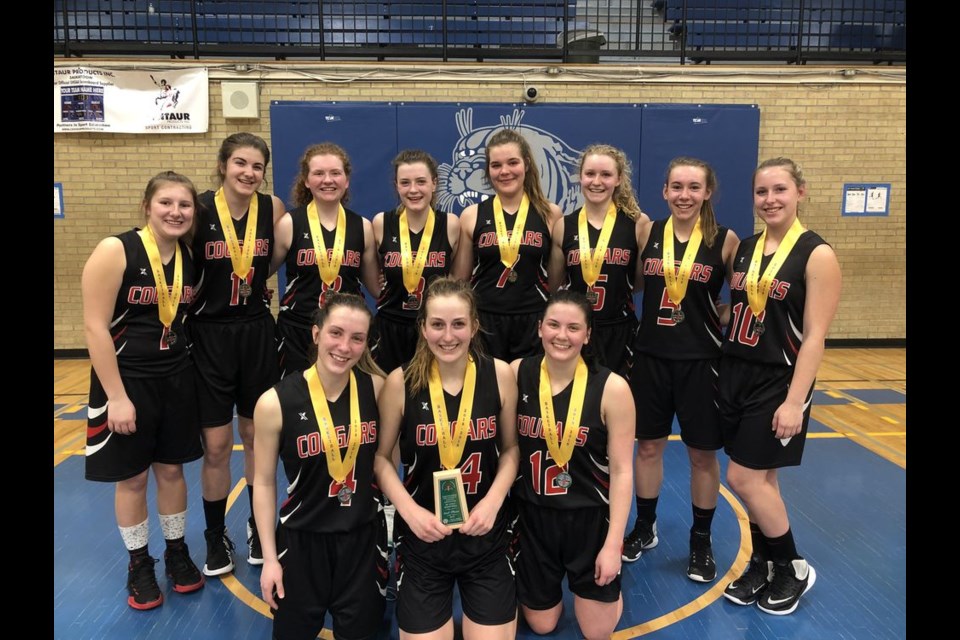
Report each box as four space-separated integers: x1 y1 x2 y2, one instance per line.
274 369 380 533
471 197 551 314
513 356 613 510
398 356 503 513
635 219 729 360
278 204 366 328
561 208 638 325
724 230 829 367
110 229 196 378
376 208 453 321
190 190 274 322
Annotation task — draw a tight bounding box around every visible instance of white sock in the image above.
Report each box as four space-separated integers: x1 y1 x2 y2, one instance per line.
119 519 149 551
159 511 186 541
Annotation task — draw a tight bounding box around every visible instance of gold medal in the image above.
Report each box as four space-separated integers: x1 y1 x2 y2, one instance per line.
304 366 362 493
746 218 805 321
663 216 703 312
399 206 436 297
539 356 588 486
492 194 530 271
306 201 347 286
213 187 258 287
578 203 617 289
138 225 183 339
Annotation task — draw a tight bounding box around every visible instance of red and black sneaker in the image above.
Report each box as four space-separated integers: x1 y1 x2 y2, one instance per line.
164 542 206 594
127 554 163 610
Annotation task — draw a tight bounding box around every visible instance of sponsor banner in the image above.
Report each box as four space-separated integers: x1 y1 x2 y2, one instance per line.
54 67 208 133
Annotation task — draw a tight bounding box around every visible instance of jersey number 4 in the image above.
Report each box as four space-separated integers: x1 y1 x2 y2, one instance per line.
328 468 357 507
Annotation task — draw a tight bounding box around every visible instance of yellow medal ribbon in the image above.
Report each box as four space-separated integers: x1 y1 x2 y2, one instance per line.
213 187 258 282
428 357 477 470
539 356 588 470
578 203 618 287
138 226 182 329
398 206 436 294
304 366 361 484
492 193 530 270
746 217 806 317
306 200 347 286
662 216 703 305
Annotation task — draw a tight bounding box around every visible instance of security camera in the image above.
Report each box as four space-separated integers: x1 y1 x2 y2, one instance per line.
524 86 540 103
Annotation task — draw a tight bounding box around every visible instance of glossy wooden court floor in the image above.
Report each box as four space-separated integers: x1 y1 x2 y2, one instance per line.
53 348 906 639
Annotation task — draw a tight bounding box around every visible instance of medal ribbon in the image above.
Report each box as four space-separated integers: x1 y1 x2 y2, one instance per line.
578 203 617 287
304 366 361 484
213 187 258 281
138 226 183 329
306 201 347 286
492 193 530 270
398 206 436 294
428 357 477 470
539 356 588 470
746 217 805 317
662 216 703 306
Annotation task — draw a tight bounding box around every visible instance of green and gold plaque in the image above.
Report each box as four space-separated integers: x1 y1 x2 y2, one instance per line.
433 469 469 529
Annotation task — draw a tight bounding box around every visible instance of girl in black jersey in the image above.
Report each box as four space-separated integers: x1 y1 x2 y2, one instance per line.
719 158 841 616
623 158 740 582
510 291 635 640
371 149 460 373
374 276 520 640
273 143 381 379
190 133 286 576
82 172 205 610
253 293 387 640
548 144 650 376
453 129 563 361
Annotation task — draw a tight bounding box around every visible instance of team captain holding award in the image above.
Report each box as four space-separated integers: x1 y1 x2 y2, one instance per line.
374 276 520 640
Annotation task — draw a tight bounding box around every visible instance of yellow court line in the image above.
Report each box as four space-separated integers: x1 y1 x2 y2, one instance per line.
881 416 899 425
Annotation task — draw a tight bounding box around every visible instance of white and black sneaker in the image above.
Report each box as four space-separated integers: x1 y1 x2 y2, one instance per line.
757 559 816 615
202 526 236 577
622 519 659 562
724 556 774 605
687 531 717 582
247 519 264 566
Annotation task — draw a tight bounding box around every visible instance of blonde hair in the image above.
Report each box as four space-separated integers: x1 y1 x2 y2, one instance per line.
485 129 553 225
290 142 352 208
665 156 720 248
578 144 644 220
309 293 385 378
404 277 486 394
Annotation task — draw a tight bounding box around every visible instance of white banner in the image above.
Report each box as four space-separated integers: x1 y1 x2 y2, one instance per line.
54 67 209 133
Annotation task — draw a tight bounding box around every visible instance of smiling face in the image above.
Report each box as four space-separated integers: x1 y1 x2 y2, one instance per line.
311 306 371 377
396 162 437 216
219 145 266 199
539 301 591 364
753 166 805 229
421 293 478 365
487 142 527 200
664 164 712 224
144 183 196 244
580 153 621 208
305 153 349 206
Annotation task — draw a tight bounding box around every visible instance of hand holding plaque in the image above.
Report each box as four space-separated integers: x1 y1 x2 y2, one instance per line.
433 469 469 529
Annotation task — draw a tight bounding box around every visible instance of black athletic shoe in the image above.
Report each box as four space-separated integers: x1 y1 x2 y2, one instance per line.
164 542 205 593
202 526 236 577
724 556 774 606
127 554 163 610
247 519 264 566
687 531 717 582
757 559 817 615
622 519 659 562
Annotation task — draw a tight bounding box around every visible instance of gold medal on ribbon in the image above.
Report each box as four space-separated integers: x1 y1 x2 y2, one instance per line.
492 194 530 272
428 357 476 528
213 187 258 297
746 217 805 335
539 356 588 489
139 226 183 347
399 206 436 308
306 201 347 286
662 216 704 324
578 203 617 304
304 366 362 504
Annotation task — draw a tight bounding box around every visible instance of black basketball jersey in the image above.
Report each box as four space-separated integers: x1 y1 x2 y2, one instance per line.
561 208 638 325
376 208 453 321
398 356 504 513
278 204 366 328
274 369 380 533
471 197 551 315
110 229 196 378
513 356 612 510
635 219 729 360
724 230 829 367
190 190 274 321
